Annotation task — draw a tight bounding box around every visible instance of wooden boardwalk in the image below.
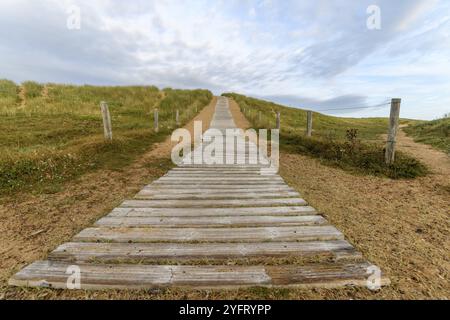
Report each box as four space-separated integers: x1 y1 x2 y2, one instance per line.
9 97 388 290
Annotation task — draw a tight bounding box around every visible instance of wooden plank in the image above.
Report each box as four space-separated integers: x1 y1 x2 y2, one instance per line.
154 180 285 186
166 171 263 174
9 260 389 290
121 198 307 208
153 180 286 186
109 206 318 217
134 191 300 200
95 215 326 228
385 98 401 164
161 175 283 179
145 184 293 190
163 174 275 178
154 109 159 132
73 226 344 243
178 165 266 169
171 166 264 170
171 169 264 173
306 110 313 137
100 101 113 141
156 177 284 182
265 263 391 288
49 240 360 262
141 186 297 194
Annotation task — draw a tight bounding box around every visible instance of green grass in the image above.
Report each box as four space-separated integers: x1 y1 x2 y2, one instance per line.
0 79 19 108
0 80 212 194
224 93 427 179
403 116 450 154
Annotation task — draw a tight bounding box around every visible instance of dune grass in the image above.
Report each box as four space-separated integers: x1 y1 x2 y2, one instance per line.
0 80 212 194
403 116 450 154
224 93 427 179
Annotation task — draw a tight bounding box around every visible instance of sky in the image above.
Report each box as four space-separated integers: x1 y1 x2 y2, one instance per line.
0 0 449 120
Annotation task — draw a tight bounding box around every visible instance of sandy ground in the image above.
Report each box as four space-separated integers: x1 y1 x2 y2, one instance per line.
396 125 450 177
228 98 251 130
18 85 26 108
0 97 216 299
1 97 448 299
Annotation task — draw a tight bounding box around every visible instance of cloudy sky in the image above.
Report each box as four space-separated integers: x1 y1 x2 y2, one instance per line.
1 0 449 119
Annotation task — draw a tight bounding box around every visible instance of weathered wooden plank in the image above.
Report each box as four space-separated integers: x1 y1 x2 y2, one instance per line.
108 206 318 217
264 263 391 288
163 174 276 178
153 181 286 186
121 198 307 208
145 184 293 190
157 177 283 181
178 165 267 169
141 186 297 194
134 191 300 200
9 260 389 290
170 170 265 174
166 171 263 175
73 226 344 243
95 215 326 228
171 166 264 170
49 240 360 262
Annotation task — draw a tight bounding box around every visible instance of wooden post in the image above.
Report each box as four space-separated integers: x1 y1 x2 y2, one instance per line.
385 98 401 165
306 111 313 137
276 111 280 129
100 101 112 141
176 109 180 126
154 109 159 133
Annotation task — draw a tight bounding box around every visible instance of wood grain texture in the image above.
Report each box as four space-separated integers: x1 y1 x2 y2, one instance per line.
95 215 326 227
135 191 300 200
49 240 360 262
121 198 308 208
73 226 344 243
109 206 318 217
9 260 389 290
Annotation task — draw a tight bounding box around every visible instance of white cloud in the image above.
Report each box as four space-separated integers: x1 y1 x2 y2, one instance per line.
0 0 448 119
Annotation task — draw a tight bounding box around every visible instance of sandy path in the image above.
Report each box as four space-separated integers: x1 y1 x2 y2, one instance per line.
396 125 450 177
18 85 26 108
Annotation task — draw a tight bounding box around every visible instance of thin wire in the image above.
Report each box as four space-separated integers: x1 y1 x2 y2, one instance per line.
313 101 391 112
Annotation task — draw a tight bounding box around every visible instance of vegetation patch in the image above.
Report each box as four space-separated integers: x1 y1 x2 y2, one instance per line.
224 93 427 179
403 115 450 154
0 80 212 194
282 134 427 179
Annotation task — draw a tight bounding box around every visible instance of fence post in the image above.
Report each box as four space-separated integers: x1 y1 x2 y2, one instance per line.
154 109 159 133
385 98 401 165
276 111 280 129
306 111 313 137
176 109 180 126
100 101 112 141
